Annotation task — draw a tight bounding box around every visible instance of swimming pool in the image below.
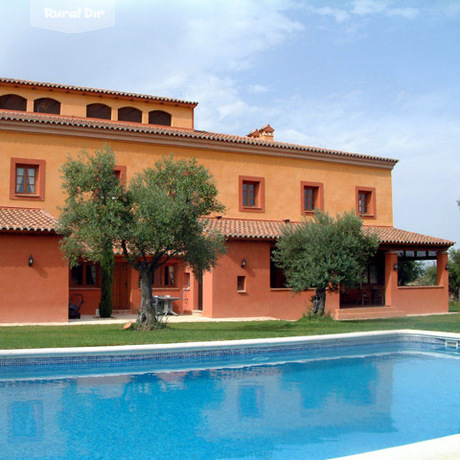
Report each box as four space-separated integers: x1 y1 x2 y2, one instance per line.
1 330 460 459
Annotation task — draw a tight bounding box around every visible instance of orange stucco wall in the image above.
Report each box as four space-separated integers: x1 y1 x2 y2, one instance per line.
0 233 68 323
0 86 195 130
201 240 340 320
383 250 449 315
0 130 394 227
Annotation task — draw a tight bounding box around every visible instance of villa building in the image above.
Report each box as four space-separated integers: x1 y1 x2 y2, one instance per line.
0 77 454 323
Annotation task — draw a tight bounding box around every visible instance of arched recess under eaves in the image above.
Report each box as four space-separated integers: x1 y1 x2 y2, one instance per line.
148 110 172 126
34 97 61 114
86 103 111 120
0 94 27 111
118 106 142 123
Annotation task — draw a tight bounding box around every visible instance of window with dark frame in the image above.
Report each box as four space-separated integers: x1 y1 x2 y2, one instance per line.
237 276 246 292
358 191 370 215
356 187 375 217
243 181 258 207
300 181 323 214
239 176 265 212
304 186 315 211
70 263 100 288
15 165 37 195
270 248 287 288
152 264 178 288
10 158 46 201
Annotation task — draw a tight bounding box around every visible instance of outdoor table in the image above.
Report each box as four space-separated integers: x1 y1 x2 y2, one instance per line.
154 295 180 315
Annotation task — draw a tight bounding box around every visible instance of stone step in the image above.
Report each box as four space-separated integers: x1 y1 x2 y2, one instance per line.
334 306 406 321
112 309 133 315
191 310 203 316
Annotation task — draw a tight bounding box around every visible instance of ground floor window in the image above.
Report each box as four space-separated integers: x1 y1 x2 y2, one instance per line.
152 264 177 288
340 253 385 306
270 248 287 288
397 250 438 286
70 262 100 287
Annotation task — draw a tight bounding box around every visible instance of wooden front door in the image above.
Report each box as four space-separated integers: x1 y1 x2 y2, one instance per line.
112 263 130 310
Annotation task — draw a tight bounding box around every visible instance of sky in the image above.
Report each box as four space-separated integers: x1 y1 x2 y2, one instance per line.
1 0 459 247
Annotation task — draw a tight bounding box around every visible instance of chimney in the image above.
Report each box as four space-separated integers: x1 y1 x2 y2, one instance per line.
247 124 274 142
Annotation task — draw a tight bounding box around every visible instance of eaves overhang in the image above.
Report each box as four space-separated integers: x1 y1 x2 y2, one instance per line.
0 111 399 170
0 77 198 108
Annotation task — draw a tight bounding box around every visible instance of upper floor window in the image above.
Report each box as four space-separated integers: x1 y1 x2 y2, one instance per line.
149 110 172 126
113 165 127 185
301 181 324 214
10 158 46 201
356 187 376 218
118 106 142 123
239 176 265 213
86 103 111 120
16 165 37 194
34 98 60 114
0 94 27 111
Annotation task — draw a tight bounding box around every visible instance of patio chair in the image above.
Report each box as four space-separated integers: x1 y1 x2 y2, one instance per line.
361 290 372 306
69 294 84 319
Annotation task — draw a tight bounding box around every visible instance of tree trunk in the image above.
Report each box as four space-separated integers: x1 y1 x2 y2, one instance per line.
311 288 326 316
98 243 114 318
138 265 156 326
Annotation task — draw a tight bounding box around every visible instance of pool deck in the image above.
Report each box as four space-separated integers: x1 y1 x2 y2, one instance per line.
334 433 460 460
0 313 277 327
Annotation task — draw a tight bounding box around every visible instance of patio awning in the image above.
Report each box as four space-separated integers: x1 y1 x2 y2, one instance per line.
204 217 454 249
0 207 58 233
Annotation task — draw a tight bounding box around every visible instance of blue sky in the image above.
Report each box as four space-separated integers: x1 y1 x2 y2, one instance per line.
1 0 459 246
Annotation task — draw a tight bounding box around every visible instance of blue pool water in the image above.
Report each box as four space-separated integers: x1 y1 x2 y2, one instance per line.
1 336 460 459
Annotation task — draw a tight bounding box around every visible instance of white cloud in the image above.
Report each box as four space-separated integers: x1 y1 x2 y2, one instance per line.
246 84 270 94
386 8 419 19
308 6 350 23
351 0 388 16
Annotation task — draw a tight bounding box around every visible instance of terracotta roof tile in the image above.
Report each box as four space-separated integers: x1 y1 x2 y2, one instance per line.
0 207 57 232
364 226 454 246
0 77 197 107
0 111 398 166
205 218 454 248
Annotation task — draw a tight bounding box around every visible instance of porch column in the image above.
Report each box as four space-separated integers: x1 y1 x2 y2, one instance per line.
384 251 398 307
437 251 450 307
437 251 449 286
188 270 200 311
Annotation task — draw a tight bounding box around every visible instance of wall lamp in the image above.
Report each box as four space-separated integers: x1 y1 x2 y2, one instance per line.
446 263 450 271
241 259 247 268
393 263 398 271
28 255 34 267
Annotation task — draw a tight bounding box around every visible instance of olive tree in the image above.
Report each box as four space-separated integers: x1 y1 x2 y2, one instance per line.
119 155 226 328
272 211 379 315
59 145 125 318
59 148 226 328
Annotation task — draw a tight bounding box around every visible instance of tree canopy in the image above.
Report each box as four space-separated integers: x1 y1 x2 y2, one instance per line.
58 145 125 317
59 147 226 328
272 211 379 315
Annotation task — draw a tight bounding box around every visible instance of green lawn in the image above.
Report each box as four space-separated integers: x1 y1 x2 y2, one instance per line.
1 313 460 350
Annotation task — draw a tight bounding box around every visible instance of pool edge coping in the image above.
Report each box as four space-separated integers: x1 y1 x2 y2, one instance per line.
1 328 459 358
333 432 460 459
